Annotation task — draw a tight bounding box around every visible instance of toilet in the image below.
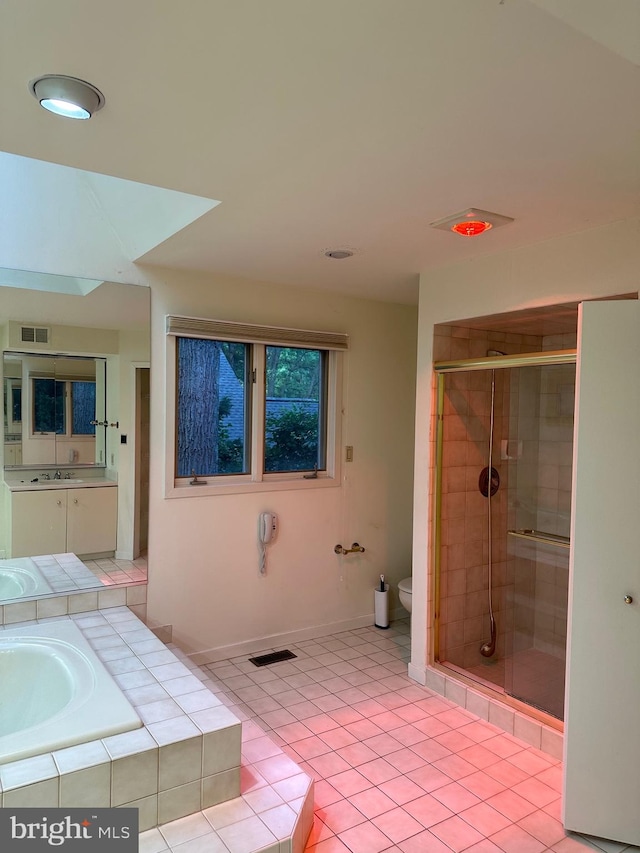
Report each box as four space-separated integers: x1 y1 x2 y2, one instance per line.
398 576 412 613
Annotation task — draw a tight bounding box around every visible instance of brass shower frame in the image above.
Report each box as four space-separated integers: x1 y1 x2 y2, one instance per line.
431 349 577 669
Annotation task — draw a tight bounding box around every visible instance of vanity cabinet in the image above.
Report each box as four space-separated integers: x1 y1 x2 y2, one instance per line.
10 486 117 558
4 442 22 465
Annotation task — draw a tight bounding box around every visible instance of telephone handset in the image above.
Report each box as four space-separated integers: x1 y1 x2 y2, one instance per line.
259 512 278 545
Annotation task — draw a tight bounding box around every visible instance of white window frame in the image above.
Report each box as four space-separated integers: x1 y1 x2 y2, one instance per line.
165 316 346 498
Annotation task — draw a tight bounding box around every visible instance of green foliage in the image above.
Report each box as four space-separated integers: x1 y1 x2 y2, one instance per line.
217 395 244 473
265 406 319 472
266 347 321 397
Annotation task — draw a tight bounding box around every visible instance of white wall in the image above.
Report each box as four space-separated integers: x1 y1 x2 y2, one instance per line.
115 330 150 559
145 268 418 656
411 217 640 680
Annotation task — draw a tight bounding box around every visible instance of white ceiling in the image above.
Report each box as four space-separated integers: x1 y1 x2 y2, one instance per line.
0 0 638 305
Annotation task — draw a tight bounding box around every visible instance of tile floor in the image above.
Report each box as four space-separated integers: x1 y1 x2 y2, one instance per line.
84 553 148 586
145 619 639 853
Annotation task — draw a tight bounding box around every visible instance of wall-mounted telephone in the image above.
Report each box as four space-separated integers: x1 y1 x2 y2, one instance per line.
258 512 278 575
259 512 278 544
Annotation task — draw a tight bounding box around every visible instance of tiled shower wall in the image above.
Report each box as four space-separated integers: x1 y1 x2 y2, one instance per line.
433 326 543 676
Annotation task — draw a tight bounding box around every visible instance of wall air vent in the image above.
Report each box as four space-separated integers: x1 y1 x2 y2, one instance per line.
20 325 50 345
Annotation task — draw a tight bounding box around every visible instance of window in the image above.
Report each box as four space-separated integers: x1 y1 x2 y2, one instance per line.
264 346 326 474
167 316 347 493
32 378 96 437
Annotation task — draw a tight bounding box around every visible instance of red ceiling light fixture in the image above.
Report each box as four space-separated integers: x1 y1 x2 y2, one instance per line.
430 207 514 237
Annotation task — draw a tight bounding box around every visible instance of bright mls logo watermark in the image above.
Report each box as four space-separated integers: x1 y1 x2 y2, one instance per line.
0 809 138 851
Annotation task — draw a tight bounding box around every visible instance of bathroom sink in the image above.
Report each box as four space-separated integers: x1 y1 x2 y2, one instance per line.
24 478 85 485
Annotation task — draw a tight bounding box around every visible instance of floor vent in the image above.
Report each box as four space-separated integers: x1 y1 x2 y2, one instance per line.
249 650 297 667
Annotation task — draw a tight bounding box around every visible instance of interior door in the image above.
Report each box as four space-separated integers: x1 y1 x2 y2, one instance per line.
563 300 640 844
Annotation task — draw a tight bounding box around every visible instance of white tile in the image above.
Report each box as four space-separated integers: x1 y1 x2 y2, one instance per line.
59 764 111 807
125 683 171 706
3 778 59 807
466 690 490 721
425 667 447 695
541 726 564 760
36 597 69 618
147 716 201 747
68 592 99 613
139 828 168 853
175 689 223 714
157 780 201 824
126 585 148 606
138 698 184 725
171 833 229 853
217 815 278 853
201 768 241 808
0 754 58 790
158 812 212 847
122 794 159 832
114 669 157 690
129 638 168 655
4 601 37 624
203 796 255 830
514 713 542 749
111 749 159 806
190 706 241 734
103 727 158 759
444 677 467 708
158 736 203 791
203 726 242 776
53 740 111 773
151 662 193 682
163 675 209 697
98 588 127 608
259 803 297 839
242 785 285 814
488 701 515 735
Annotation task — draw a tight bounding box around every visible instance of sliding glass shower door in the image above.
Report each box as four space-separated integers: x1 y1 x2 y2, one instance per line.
503 363 575 719
436 355 575 721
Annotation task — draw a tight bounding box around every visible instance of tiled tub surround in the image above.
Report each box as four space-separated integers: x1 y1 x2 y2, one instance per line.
0 606 314 852
0 580 147 626
0 620 143 764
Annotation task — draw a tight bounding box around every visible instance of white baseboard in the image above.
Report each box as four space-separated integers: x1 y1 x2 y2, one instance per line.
187 606 408 667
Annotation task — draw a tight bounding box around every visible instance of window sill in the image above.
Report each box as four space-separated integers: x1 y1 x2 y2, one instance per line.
166 475 340 499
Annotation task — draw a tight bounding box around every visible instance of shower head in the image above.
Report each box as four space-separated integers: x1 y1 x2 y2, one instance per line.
487 349 506 357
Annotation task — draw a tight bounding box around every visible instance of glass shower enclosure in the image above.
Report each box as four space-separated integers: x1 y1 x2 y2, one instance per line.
434 352 575 720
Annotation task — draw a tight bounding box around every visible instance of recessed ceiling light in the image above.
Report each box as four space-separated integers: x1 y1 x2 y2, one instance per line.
29 75 105 119
324 249 354 260
430 207 514 237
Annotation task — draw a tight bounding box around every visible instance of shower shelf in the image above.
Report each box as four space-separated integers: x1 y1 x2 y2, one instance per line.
507 529 571 549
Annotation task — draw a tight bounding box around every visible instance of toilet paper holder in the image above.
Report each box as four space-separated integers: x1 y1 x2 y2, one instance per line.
334 542 365 555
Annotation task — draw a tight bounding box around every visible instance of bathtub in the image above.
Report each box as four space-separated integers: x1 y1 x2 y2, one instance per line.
0 557 53 599
0 620 142 764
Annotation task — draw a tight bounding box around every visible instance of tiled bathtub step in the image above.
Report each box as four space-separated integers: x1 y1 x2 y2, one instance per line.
0 607 242 825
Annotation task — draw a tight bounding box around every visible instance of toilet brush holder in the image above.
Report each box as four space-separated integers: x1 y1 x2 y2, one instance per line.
374 583 390 629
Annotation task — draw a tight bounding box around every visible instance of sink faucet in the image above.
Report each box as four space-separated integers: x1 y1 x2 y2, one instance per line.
64 472 75 479
54 470 62 479
41 472 51 480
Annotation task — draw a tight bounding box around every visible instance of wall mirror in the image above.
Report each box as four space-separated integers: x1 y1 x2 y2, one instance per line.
3 352 107 468
0 274 150 605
